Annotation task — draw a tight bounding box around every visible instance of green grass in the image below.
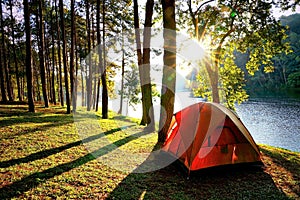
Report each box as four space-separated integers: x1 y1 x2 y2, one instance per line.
0 104 299 199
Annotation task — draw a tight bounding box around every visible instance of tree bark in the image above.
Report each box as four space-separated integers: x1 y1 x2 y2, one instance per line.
118 37 125 114
59 0 71 113
9 0 22 101
101 0 108 119
55 0 64 107
86 0 92 111
205 61 220 103
92 6 97 111
75 34 79 108
133 0 155 128
0 1 7 102
70 0 76 112
50 5 57 105
159 0 176 143
0 47 7 102
38 0 49 107
142 0 155 130
24 0 35 112
0 3 13 102
81 64 85 107
95 0 103 113
133 0 145 122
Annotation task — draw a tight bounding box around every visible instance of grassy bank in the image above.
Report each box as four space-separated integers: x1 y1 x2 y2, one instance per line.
0 104 299 199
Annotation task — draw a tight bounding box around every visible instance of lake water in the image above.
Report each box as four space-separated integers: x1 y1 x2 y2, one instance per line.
111 91 300 152
236 96 300 153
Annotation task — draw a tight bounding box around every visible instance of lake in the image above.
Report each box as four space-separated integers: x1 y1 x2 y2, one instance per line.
236 96 300 153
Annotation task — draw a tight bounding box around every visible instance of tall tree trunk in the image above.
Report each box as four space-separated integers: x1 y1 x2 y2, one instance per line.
133 0 144 121
33 60 41 101
59 0 71 113
70 0 76 112
81 65 85 107
75 33 79 109
91 5 98 111
38 0 49 108
7 59 15 100
95 0 102 113
78 42 85 107
0 3 13 102
159 0 176 143
142 0 155 130
101 0 108 119
43 30 51 101
55 0 64 106
21 74 25 100
118 36 125 114
133 0 155 128
9 0 22 101
24 0 35 112
209 28 234 104
0 47 7 102
0 2 7 102
51 6 56 105
205 61 220 103
86 0 92 111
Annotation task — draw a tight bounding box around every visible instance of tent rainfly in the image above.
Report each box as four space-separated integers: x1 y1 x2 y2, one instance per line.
162 102 262 172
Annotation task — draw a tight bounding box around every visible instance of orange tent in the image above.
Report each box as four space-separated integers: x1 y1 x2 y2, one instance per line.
162 102 262 171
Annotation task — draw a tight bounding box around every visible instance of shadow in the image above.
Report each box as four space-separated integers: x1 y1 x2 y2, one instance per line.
0 105 43 118
0 125 135 168
0 128 149 199
0 101 28 105
113 115 139 124
0 115 76 140
0 114 74 129
260 147 300 197
0 104 66 118
107 152 289 200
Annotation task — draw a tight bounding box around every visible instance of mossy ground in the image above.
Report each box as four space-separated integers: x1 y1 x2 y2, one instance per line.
0 104 299 199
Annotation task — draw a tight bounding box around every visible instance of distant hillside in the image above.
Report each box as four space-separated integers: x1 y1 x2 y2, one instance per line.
280 13 300 34
234 13 300 93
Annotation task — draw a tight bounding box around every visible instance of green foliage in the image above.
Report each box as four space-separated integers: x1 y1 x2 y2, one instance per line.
219 46 249 110
106 62 120 99
192 66 212 101
193 45 249 110
287 72 300 88
280 14 300 35
241 14 300 91
242 27 290 76
179 0 291 108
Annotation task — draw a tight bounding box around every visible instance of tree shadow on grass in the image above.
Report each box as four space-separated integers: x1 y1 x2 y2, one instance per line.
107 152 289 200
0 127 148 199
0 113 74 129
0 115 77 140
0 104 65 117
260 146 300 197
0 125 135 168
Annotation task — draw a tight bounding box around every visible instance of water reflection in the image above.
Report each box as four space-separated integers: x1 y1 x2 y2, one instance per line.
236 97 300 152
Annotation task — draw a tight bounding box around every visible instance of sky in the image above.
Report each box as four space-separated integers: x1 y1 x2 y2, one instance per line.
272 5 300 18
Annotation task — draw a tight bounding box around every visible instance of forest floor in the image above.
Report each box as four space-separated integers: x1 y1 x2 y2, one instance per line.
0 104 299 199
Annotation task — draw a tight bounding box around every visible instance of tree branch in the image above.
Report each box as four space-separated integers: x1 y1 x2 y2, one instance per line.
195 0 215 15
